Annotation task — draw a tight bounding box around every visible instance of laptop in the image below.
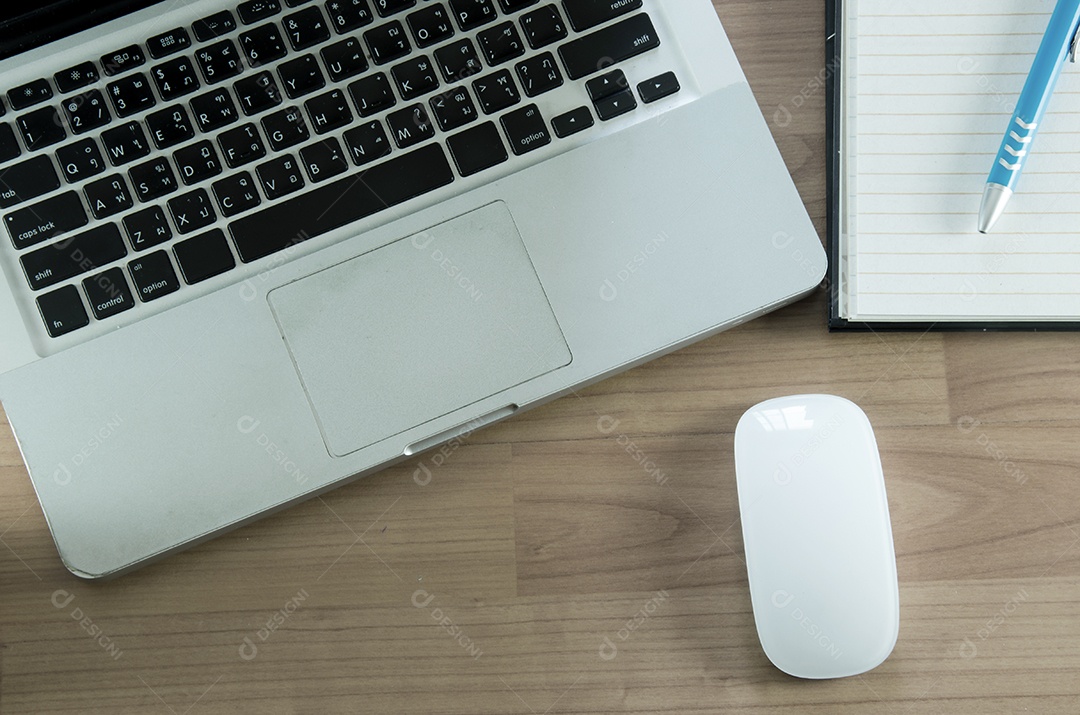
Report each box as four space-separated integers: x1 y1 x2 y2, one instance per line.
0 0 826 578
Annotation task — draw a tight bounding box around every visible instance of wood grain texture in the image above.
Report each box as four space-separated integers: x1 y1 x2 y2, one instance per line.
2 1 1079 712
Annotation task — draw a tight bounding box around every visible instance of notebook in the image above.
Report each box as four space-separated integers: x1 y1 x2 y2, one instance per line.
827 0 1080 329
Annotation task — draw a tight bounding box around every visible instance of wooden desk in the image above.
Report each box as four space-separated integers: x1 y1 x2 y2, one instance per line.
2 1 1079 712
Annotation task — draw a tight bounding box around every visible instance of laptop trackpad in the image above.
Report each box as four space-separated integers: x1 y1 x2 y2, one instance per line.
267 202 572 457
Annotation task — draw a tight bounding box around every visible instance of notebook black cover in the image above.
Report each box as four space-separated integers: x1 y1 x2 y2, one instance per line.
824 0 1079 332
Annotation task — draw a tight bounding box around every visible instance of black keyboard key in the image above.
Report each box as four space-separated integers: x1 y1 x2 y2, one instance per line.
559 13 659 80
212 172 261 216
585 69 627 100
283 6 331 50
56 138 105 183
83 267 135 319
146 105 195 149
499 0 538 12
231 143 452 262
147 27 193 59
100 45 146 77
435 38 482 82
37 285 88 337
326 0 375 33
196 40 244 84
429 85 477 131
174 229 235 284
101 121 151 166
347 72 395 116
551 105 592 137
238 0 282 24
446 120 506 176
128 250 180 302
22 223 127 290
365 21 411 64
0 155 60 208
240 24 289 66
219 123 267 167
62 90 112 134
256 153 305 199
342 119 390 165
5 191 88 250
500 103 549 154
386 103 433 148
190 88 239 132
262 106 309 150
55 62 100 94
392 55 439 100
235 71 283 115
9 79 53 111
521 4 566 47
129 157 178 202
168 189 216 233
516 52 562 96
123 205 173 249
594 87 635 120
17 106 66 150
322 38 369 82
278 54 325 98
174 140 223 185
374 0 416 16
0 123 21 163
472 69 519 114
450 0 497 30
85 174 134 219
562 0 641 32
300 137 348 182
478 21 525 65
638 71 680 103
152 57 201 101
305 89 352 133
407 3 454 47
107 73 157 117
193 10 238 42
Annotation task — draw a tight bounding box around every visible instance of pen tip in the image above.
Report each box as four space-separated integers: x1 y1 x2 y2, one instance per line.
978 184 1012 234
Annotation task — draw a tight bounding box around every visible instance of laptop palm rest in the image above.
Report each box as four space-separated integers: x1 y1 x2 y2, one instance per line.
267 201 572 457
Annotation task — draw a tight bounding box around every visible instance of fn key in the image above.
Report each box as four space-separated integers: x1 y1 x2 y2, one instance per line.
37 285 89 337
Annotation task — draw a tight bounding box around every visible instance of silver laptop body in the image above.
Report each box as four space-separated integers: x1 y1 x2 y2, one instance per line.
0 0 826 578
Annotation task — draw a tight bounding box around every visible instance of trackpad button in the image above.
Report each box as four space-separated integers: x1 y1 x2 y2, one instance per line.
268 202 571 457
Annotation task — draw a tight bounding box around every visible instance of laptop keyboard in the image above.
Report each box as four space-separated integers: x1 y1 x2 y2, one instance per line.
0 0 682 341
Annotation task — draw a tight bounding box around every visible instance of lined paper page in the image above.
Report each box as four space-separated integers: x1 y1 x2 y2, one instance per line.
845 0 1080 320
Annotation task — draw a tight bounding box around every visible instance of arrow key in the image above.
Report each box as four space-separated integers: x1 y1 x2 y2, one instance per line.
638 71 680 104
594 88 636 121
551 105 592 138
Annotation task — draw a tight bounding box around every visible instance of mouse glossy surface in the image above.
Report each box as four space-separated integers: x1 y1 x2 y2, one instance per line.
734 395 899 679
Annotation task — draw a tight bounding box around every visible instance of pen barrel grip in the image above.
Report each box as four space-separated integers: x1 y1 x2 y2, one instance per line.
988 116 1038 189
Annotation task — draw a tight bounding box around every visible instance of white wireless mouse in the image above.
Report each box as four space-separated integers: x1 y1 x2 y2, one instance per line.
734 395 899 679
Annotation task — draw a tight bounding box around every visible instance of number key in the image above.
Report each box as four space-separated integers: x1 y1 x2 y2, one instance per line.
107 73 156 117
152 57 201 101
326 0 375 33
283 7 331 50
240 24 288 66
62 90 111 134
17 106 66 150
196 40 244 84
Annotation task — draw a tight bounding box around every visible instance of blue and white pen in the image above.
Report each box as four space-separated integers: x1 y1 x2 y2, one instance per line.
979 0 1080 233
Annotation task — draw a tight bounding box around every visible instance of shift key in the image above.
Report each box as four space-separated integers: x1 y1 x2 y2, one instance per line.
558 13 660 80
0 155 60 208
5 191 88 249
21 223 127 290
